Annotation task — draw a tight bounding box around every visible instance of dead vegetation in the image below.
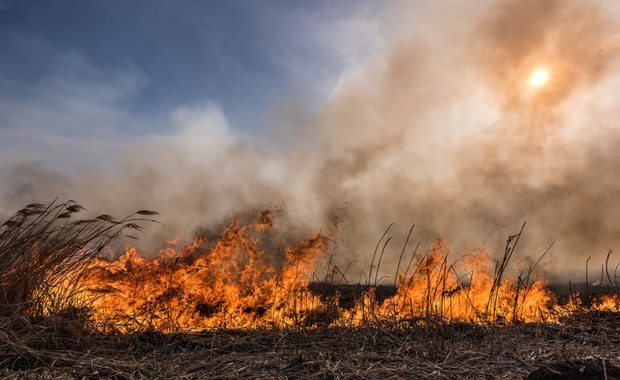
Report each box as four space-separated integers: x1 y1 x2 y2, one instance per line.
0 201 159 320
0 201 619 379
1 316 619 379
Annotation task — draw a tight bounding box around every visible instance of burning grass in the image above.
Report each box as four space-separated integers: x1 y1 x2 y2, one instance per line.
0 201 619 378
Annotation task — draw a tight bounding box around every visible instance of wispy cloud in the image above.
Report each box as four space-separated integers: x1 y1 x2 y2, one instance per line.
0 47 149 170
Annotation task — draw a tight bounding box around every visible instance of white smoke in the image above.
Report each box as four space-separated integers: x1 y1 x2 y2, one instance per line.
3 0 620 280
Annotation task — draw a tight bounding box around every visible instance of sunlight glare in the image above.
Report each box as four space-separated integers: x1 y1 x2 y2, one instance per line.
528 69 550 87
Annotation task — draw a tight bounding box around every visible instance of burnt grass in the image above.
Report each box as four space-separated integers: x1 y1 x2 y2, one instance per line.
2 301 620 379
1 202 619 378
309 282 620 307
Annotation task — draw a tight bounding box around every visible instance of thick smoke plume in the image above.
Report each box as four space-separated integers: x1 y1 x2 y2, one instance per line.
2 0 620 280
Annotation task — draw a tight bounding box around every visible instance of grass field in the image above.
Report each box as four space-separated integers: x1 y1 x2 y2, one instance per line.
1 201 619 379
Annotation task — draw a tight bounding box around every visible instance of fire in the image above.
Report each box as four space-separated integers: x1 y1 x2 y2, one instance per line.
84 231 556 332
343 241 556 325
23 207 619 332
528 68 550 87
593 294 620 312
81 215 332 332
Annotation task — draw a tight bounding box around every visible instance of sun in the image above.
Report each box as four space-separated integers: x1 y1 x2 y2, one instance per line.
528 69 550 87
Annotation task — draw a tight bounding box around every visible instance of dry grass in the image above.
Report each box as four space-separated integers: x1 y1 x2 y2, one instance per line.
0 314 619 379
0 201 619 379
0 200 159 319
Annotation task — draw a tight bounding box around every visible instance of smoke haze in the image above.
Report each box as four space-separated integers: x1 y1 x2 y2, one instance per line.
2 0 620 280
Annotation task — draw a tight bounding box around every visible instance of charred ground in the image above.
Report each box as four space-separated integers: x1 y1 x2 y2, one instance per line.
1 311 620 379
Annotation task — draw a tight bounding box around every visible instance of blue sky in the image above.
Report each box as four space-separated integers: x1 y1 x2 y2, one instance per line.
0 0 387 169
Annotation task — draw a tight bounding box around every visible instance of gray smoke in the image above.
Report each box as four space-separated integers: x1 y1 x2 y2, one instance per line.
2 0 620 280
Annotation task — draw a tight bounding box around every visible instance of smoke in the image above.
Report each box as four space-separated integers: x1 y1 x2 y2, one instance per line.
311 0 620 278
3 0 620 279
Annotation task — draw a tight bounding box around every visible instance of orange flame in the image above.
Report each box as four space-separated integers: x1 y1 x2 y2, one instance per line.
40 211 619 332
80 215 332 332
